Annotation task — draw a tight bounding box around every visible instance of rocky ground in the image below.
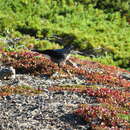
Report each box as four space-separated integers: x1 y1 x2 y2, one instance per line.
0 74 96 130
0 58 130 130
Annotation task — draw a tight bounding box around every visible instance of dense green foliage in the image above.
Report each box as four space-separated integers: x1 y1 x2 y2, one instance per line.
0 0 130 70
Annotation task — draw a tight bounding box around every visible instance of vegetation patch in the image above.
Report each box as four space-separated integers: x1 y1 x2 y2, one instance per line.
75 104 129 129
0 1 130 128
1 50 130 88
0 85 43 97
0 0 130 70
49 84 130 129
0 50 60 76
0 49 130 128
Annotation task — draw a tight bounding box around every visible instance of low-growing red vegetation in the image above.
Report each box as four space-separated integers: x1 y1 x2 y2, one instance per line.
75 104 129 129
0 50 130 129
0 50 130 88
0 50 60 75
49 85 130 129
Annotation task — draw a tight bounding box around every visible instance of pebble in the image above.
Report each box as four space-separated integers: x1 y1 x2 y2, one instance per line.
0 74 92 129
0 69 129 129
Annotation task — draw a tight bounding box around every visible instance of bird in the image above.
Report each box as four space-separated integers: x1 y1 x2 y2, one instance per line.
31 45 74 66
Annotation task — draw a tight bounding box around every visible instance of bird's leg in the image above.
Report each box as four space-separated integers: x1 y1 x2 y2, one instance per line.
66 59 78 68
51 71 59 78
51 63 62 78
61 59 79 76
59 60 72 76
51 62 71 77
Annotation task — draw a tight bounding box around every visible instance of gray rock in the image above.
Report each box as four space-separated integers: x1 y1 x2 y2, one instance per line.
120 72 130 80
0 66 15 80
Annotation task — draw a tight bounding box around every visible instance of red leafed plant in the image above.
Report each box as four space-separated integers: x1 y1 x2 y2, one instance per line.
75 104 129 129
0 50 130 88
0 50 60 75
0 50 130 128
49 85 130 128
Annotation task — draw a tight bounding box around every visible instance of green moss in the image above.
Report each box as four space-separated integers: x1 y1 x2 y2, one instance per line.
0 85 43 96
119 114 130 123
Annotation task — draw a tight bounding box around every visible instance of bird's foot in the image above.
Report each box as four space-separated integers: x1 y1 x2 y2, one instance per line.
51 72 60 78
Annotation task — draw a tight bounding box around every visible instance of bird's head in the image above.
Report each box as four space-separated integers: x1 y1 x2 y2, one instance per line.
63 44 74 54
64 44 74 50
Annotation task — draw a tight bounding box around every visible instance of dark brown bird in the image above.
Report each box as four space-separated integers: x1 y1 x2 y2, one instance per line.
32 45 74 66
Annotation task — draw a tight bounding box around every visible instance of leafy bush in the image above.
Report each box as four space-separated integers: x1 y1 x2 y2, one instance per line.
0 0 130 70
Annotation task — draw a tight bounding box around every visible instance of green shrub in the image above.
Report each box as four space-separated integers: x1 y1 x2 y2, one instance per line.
0 0 130 70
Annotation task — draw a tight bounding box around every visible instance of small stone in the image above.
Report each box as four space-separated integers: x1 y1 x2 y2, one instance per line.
120 72 130 80
6 96 11 100
0 66 15 80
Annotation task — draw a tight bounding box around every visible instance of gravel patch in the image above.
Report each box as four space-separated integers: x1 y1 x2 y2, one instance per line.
0 74 94 130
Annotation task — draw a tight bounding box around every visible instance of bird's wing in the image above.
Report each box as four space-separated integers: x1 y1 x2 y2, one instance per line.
32 49 64 57
31 49 46 53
